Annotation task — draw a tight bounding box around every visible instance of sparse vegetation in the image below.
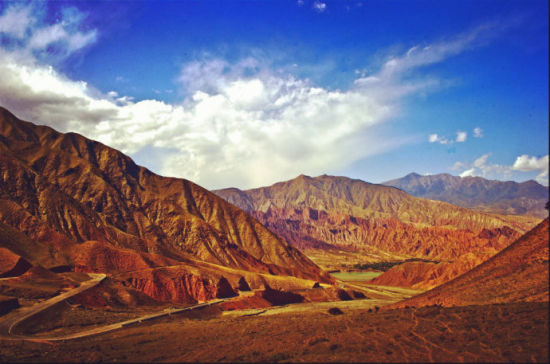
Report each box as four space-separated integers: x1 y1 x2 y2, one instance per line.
0 302 546 362
352 258 441 272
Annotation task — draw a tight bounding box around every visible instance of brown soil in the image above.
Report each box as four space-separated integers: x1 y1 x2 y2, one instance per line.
0 301 547 362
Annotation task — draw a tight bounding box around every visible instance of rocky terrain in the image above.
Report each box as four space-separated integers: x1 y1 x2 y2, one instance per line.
384 172 549 218
391 218 549 308
215 174 540 287
0 107 332 305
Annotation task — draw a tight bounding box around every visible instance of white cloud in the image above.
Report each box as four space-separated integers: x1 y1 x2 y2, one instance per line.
451 161 467 171
429 130 467 145
456 131 467 142
0 4 522 189
459 168 476 178
512 154 548 172
453 153 548 185
0 3 96 62
473 126 483 138
473 153 490 168
312 1 327 12
512 155 549 185
0 3 34 39
428 133 449 144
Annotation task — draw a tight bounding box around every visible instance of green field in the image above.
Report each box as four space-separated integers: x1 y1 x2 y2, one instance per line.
331 271 383 282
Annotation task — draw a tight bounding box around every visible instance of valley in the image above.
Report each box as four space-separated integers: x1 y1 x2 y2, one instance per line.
0 0 548 362
0 106 547 362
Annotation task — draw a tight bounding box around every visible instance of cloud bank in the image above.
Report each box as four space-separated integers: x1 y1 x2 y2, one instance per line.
0 3 537 189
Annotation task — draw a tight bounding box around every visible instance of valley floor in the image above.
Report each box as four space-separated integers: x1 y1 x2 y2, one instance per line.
0 301 547 362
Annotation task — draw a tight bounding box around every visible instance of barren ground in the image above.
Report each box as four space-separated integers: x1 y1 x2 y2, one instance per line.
0 301 547 362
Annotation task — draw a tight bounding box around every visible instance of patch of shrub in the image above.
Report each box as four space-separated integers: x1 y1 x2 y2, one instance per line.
337 289 352 301
260 288 304 306
328 307 344 315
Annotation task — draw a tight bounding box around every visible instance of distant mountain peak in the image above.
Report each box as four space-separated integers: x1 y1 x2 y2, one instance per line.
383 172 548 218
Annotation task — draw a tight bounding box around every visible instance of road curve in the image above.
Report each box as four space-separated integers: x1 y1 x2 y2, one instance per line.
0 273 106 340
0 273 226 342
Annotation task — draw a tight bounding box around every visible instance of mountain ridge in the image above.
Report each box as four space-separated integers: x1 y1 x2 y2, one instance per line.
214 173 540 287
0 106 332 304
215 174 539 257
383 172 548 218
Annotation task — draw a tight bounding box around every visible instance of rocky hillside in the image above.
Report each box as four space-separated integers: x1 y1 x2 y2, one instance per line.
383 173 548 218
215 174 538 260
215 174 541 288
391 218 549 307
0 107 332 304
368 252 490 290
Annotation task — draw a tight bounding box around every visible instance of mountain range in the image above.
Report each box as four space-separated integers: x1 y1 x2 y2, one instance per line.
0 104 546 307
383 172 548 218
0 107 331 305
215 174 541 287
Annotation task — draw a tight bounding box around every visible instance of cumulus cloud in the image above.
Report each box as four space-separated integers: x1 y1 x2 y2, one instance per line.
455 153 508 179
512 154 548 172
453 153 549 185
456 131 467 142
512 155 549 184
473 126 483 138
459 168 476 178
0 3 522 189
312 1 327 12
451 161 467 171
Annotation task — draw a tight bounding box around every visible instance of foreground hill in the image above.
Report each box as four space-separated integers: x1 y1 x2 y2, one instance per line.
0 107 331 304
391 218 549 308
383 172 548 218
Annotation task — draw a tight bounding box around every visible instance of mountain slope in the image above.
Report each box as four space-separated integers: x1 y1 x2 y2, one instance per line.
0 107 331 303
391 218 549 307
215 174 538 261
383 173 548 218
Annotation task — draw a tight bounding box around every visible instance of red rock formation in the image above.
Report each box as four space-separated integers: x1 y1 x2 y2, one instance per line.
0 295 20 315
216 175 538 259
0 248 31 277
121 268 237 304
215 174 540 288
369 252 488 290
391 218 549 307
0 106 333 305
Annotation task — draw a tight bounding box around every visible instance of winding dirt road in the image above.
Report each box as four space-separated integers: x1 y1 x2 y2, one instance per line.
0 273 225 342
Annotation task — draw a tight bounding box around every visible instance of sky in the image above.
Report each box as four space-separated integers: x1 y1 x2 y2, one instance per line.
0 0 548 189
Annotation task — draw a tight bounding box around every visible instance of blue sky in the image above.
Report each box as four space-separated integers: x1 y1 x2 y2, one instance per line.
0 0 548 188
